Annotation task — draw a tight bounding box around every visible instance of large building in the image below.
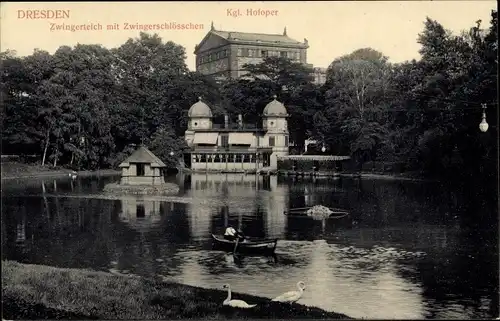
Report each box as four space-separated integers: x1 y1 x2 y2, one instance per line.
194 23 309 79
184 96 289 172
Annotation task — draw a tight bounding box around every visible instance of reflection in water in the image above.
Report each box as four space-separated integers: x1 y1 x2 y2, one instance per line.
186 174 288 240
118 198 163 233
1 173 497 319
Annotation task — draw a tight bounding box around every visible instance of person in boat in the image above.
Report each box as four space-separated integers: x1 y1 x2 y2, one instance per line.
224 225 245 242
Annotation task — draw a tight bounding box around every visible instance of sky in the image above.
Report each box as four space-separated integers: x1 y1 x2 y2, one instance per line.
1 1 497 70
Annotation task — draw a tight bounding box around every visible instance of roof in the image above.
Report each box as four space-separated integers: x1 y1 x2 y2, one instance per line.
211 29 304 45
188 97 212 118
263 95 288 117
119 146 166 168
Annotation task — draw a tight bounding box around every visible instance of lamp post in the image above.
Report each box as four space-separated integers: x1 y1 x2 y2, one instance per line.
320 135 326 153
479 103 489 133
168 150 175 174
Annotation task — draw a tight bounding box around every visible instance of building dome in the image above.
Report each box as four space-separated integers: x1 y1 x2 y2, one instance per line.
188 97 212 118
263 95 288 117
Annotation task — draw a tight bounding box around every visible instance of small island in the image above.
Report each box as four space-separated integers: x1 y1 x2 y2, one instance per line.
103 145 180 196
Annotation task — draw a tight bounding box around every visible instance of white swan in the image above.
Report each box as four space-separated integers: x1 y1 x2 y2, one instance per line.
271 281 306 303
222 284 257 308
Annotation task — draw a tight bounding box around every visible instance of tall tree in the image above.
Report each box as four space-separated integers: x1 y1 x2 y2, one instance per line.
319 48 392 161
111 32 189 149
227 56 320 149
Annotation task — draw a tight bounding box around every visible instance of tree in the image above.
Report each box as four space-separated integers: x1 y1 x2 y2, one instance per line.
1 49 57 159
35 44 118 169
226 56 320 149
148 126 188 169
220 78 275 125
111 32 190 150
319 48 393 161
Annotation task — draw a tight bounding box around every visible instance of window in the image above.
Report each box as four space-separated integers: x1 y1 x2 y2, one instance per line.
242 48 249 56
194 122 198 127
280 51 287 58
235 154 242 162
136 163 145 176
261 50 268 57
200 154 207 162
269 136 275 147
285 135 289 147
214 154 221 163
216 52 220 59
221 135 229 147
237 48 243 56
248 49 254 57
136 204 145 218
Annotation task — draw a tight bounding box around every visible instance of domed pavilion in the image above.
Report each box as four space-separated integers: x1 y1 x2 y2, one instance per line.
183 95 290 172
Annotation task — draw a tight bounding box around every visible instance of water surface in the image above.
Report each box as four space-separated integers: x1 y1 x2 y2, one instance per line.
2 173 497 319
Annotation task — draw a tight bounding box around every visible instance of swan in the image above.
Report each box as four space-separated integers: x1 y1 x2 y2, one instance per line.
222 284 257 308
271 281 306 304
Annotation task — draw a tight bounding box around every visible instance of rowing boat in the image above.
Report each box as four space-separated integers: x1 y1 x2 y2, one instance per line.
211 234 278 255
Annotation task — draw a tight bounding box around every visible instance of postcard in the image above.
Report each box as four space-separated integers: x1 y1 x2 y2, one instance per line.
1 1 498 320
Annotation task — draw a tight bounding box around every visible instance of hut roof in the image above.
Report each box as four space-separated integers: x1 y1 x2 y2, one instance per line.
118 146 166 168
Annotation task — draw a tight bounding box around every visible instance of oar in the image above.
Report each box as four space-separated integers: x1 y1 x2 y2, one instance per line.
233 237 240 256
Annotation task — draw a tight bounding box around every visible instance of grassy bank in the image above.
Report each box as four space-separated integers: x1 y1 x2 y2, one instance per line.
2 260 352 319
1 161 120 180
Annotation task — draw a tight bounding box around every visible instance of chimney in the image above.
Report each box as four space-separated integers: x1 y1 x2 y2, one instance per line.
238 114 243 128
224 114 229 128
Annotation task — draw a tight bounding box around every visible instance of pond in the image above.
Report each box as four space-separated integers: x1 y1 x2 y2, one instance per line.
1 173 498 319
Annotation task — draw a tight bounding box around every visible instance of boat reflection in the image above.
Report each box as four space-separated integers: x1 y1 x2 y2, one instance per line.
232 253 279 266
